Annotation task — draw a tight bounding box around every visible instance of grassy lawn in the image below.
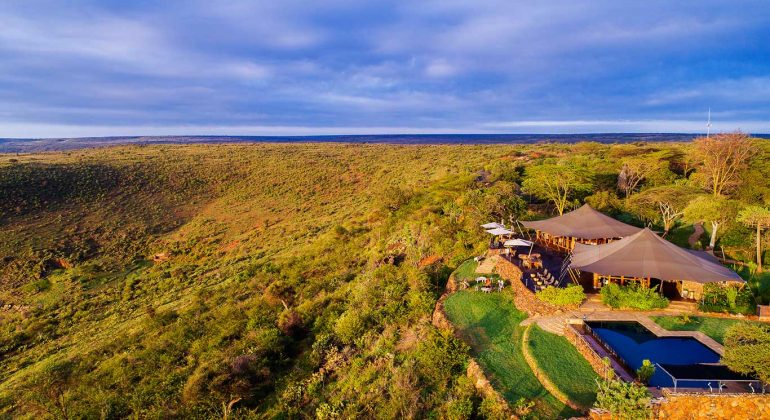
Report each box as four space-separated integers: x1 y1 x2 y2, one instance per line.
453 259 479 281
651 315 765 345
443 291 579 418
528 325 598 408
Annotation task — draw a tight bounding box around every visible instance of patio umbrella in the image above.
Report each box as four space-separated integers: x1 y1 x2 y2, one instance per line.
481 222 505 229
504 238 535 256
503 239 534 247
485 227 514 236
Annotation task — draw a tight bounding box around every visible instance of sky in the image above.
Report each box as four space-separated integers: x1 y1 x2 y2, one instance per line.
2 0 770 138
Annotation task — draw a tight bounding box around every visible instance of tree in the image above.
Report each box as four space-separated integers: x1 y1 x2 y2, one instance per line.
627 185 699 235
737 206 770 272
522 163 594 215
684 196 739 249
691 132 754 197
721 322 770 383
617 153 672 198
483 182 526 225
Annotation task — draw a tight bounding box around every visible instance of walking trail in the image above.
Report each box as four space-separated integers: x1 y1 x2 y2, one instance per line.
688 222 704 248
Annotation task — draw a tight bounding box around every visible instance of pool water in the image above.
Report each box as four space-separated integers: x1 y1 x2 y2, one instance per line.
586 321 720 387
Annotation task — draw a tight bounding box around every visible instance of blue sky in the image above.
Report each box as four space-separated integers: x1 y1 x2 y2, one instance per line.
2 0 770 137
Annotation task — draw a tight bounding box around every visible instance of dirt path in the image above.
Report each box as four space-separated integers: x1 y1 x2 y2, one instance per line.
688 222 704 248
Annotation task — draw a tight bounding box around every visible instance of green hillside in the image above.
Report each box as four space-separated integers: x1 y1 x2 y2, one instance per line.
1 140 768 418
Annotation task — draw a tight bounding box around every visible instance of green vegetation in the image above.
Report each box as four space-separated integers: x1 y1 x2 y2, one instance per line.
652 315 762 345
528 326 598 407
594 360 652 420
1 138 769 418
698 283 755 315
636 359 655 385
600 283 669 310
443 291 577 418
722 322 770 383
535 284 586 306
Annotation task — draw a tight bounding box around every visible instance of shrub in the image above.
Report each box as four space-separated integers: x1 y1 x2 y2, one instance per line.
699 283 755 315
600 283 669 310
636 359 655 385
594 359 652 419
535 285 585 306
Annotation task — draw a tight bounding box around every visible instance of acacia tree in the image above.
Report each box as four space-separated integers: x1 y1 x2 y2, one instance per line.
737 206 770 272
684 196 739 249
691 132 754 197
722 323 770 383
522 163 594 215
627 185 699 235
617 153 672 198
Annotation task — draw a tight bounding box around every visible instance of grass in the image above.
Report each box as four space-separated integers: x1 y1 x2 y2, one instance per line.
443 291 579 418
528 325 599 408
651 315 764 345
452 259 479 281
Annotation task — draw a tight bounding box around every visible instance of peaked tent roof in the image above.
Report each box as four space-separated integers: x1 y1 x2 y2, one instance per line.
521 204 642 239
569 228 743 283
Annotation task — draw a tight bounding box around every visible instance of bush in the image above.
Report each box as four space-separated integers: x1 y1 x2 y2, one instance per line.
636 359 655 385
535 285 585 306
699 283 755 315
722 322 770 383
594 359 652 419
600 283 669 310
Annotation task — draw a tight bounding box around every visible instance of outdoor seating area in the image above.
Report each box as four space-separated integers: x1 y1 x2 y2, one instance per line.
528 268 559 292
473 276 505 293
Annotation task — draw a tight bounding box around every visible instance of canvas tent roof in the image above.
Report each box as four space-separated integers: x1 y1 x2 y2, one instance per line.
521 204 641 239
569 228 743 284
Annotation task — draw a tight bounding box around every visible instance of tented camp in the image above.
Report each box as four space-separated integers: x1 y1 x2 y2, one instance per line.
569 228 744 299
521 204 641 251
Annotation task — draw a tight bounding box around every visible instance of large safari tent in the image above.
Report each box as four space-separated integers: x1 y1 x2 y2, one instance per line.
569 228 744 300
520 204 641 251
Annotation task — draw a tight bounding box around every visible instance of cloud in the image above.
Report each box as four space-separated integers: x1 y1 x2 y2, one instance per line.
0 1 768 136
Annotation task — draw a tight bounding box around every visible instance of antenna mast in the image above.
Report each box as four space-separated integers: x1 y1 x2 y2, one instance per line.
706 108 711 137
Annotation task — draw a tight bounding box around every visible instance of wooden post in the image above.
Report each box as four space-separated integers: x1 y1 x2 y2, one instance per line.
593 272 600 289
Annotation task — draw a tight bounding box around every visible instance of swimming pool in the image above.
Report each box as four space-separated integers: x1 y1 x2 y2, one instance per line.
586 321 722 388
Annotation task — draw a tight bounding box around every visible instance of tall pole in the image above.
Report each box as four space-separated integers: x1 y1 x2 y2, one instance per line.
706 107 712 138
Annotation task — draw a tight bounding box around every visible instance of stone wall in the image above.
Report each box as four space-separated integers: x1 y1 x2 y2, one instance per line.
563 323 612 379
590 391 770 419
681 280 704 300
495 257 561 317
654 391 770 419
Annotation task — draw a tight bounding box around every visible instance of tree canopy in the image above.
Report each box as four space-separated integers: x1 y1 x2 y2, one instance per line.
722 322 770 383
521 162 594 215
